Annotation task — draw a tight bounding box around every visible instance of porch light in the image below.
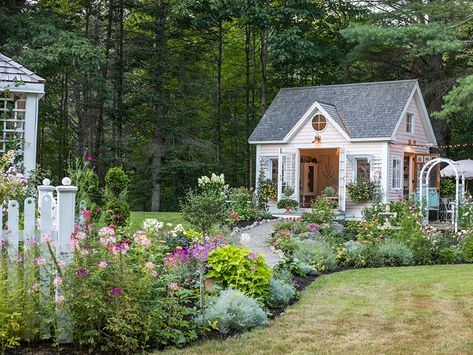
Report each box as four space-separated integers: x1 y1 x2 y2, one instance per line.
312 134 321 144
407 138 416 146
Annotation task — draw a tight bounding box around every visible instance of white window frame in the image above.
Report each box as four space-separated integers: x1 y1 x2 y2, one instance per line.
392 157 402 190
406 112 415 135
354 157 371 182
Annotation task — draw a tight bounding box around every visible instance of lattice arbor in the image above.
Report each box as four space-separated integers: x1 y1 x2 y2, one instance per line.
420 158 465 232
0 52 45 175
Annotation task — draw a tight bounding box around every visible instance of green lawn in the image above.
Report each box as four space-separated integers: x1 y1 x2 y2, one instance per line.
162 265 473 354
129 211 186 231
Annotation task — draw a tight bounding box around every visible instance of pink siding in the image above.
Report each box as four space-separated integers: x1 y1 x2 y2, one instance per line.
388 92 431 200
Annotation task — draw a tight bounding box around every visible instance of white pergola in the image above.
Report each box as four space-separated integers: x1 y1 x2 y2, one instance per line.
0 52 45 176
419 157 465 232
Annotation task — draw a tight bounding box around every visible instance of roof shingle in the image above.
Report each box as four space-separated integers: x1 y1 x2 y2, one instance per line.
249 80 417 141
0 52 45 84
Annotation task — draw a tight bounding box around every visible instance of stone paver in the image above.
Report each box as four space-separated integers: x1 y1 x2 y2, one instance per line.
238 220 281 267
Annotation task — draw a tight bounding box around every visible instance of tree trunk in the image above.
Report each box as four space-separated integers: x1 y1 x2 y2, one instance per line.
94 0 114 175
260 25 268 114
150 0 168 212
215 21 223 173
245 24 251 186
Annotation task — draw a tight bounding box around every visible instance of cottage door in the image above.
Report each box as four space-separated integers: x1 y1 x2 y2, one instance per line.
338 147 346 212
278 148 298 203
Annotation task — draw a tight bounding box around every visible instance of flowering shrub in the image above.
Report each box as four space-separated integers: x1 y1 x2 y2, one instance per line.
229 187 260 221
267 230 297 256
336 240 370 267
258 180 277 202
207 245 272 298
301 198 335 225
103 166 130 226
197 173 227 195
347 178 377 202
0 150 28 204
459 194 473 229
58 225 199 352
293 239 338 272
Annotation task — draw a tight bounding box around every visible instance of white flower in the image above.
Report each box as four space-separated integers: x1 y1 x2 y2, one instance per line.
142 219 164 234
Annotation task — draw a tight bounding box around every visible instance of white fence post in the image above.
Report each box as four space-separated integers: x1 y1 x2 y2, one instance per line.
55 177 78 344
7 200 19 267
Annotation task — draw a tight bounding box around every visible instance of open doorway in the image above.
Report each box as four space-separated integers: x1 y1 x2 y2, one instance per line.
299 148 339 207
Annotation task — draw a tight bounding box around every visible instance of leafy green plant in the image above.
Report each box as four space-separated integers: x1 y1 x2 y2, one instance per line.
206 246 272 298
105 166 130 198
440 178 456 197
461 231 473 262
277 198 298 210
293 239 337 271
336 241 371 268
198 289 267 334
283 187 294 197
104 199 130 227
259 180 277 202
301 198 335 225
323 186 336 197
437 247 462 264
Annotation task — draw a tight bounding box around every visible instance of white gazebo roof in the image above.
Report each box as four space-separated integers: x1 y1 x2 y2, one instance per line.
0 52 45 94
0 52 45 83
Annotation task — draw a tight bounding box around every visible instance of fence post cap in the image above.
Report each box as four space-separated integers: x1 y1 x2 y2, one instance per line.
42 178 51 186
62 177 72 186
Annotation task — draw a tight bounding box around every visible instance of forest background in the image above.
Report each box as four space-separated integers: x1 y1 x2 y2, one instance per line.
1 0 473 211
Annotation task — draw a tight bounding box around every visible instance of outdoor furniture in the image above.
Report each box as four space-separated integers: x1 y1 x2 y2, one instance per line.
414 188 440 219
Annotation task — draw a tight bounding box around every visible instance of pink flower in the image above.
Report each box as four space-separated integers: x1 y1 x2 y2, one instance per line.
41 235 52 244
33 257 46 265
76 268 88 277
86 155 93 161
410 205 417 211
53 276 62 286
111 287 122 295
98 260 108 269
72 231 87 241
70 238 80 251
145 261 156 269
247 251 259 261
98 226 115 238
134 232 152 248
111 243 129 255
55 295 65 305
168 282 179 291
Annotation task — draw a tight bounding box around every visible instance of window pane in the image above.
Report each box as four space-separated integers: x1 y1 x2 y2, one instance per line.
356 159 370 181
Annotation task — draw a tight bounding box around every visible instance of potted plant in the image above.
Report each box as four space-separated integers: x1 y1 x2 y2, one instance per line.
277 187 298 213
347 178 377 203
440 178 455 198
277 198 299 213
323 186 336 197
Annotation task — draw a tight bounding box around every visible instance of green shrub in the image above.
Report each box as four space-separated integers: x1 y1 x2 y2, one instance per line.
268 278 296 306
277 198 298 210
104 199 130 227
199 289 267 334
370 240 414 267
207 246 272 298
337 241 371 268
437 247 462 264
293 239 337 272
347 178 377 202
461 231 473 262
181 189 227 233
440 178 456 197
301 198 335 225
272 258 316 277
105 166 129 198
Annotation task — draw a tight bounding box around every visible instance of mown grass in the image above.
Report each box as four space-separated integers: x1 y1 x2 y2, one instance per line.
129 211 186 231
162 264 473 354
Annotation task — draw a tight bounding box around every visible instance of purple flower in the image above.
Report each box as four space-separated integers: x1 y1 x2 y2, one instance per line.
247 251 259 261
76 268 89 277
308 223 319 231
410 205 416 211
111 287 122 295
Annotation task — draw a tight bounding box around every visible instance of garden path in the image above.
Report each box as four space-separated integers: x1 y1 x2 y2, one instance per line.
238 220 281 267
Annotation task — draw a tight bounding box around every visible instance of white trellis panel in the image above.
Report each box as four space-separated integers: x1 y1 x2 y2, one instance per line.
278 149 297 200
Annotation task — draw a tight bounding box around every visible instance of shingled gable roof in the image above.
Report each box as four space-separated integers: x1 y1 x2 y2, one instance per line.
0 52 45 84
249 79 420 142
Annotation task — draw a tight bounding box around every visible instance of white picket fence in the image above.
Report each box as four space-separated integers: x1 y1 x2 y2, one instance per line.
0 177 78 343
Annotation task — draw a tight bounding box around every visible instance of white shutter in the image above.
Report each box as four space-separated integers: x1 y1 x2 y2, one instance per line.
338 147 346 212
278 149 297 200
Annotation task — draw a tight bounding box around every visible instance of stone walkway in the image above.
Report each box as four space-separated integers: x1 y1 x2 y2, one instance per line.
238 220 281 267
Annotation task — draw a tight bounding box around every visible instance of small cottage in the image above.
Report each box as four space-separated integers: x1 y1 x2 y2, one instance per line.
249 80 439 217
0 53 45 176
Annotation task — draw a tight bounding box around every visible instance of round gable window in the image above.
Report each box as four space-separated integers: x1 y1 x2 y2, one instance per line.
311 114 327 132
